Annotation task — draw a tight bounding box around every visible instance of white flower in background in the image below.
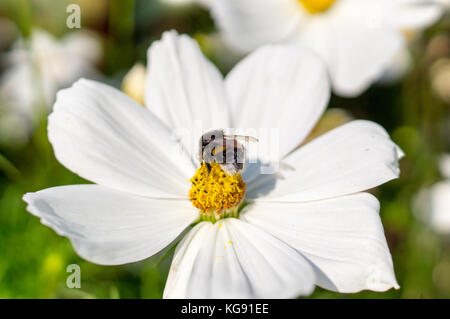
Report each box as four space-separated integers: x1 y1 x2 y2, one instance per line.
437 0 450 9
206 0 444 96
416 155 450 233
121 63 147 105
378 46 413 85
0 28 101 145
24 31 402 298
430 58 450 103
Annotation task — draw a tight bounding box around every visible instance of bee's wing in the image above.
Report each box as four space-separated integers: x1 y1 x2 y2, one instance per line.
219 141 245 176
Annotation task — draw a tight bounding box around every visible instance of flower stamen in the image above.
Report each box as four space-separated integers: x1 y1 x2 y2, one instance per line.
189 163 246 221
299 0 336 14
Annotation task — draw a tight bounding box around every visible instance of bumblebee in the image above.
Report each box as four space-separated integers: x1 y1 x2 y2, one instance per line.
199 129 258 176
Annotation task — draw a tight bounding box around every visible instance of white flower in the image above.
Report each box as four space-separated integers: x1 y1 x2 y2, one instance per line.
429 180 450 233
378 46 413 85
206 0 444 96
0 28 101 145
23 31 402 298
417 155 450 233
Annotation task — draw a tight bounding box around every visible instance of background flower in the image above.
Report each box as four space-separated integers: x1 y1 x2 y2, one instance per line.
415 154 450 233
0 28 101 146
206 0 446 96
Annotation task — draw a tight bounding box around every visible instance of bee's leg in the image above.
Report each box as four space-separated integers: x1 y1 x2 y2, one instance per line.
206 163 212 175
234 162 244 172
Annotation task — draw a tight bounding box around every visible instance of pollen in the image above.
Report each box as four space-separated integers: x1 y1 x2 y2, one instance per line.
299 0 336 14
189 162 246 216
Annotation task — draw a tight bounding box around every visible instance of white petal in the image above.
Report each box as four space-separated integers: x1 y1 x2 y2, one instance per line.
30 29 99 100
329 27 403 97
210 0 303 52
248 120 402 201
0 60 38 115
381 0 444 29
145 30 231 156
164 219 316 298
62 30 102 64
163 222 213 298
226 45 330 158
241 193 399 293
49 79 195 198
429 181 450 233
23 185 199 265
296 4 404 96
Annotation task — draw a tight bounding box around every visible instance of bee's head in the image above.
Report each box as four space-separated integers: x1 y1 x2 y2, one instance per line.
200 129 223 146
198 129 225 162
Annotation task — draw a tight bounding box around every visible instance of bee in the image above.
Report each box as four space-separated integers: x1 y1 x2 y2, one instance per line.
199 129 258 176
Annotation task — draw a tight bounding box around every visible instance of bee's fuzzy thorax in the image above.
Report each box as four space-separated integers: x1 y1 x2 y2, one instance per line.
189 162 246 219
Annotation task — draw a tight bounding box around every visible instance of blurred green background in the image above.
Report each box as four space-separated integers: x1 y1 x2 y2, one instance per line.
0 0 449 298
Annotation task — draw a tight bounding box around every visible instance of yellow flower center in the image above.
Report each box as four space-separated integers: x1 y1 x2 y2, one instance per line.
189 162 246 220
299 0 336 14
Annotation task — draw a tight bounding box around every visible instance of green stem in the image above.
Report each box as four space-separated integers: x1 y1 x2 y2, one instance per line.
15 0 32 37
106 0 135 73
0 153 21 181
